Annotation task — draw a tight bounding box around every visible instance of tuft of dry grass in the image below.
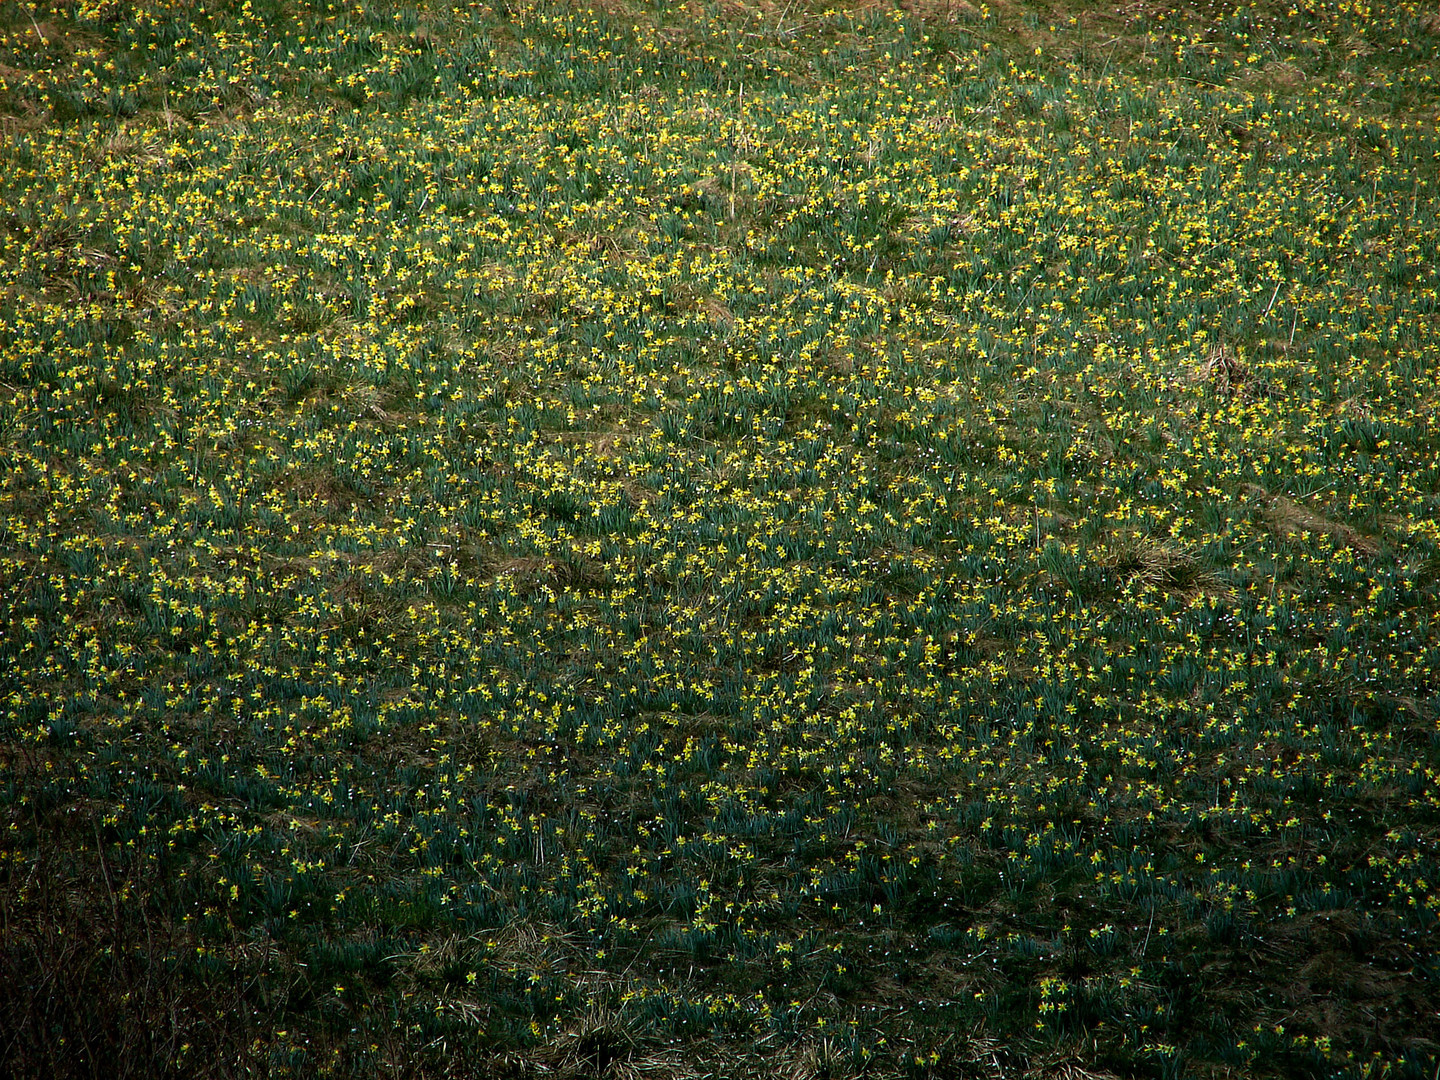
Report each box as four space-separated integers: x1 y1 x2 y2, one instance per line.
1243 484 1381 557
1093 533 1227 598
1188 343 1271 401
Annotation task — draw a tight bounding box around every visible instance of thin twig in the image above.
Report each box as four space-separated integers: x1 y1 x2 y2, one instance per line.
1260 280 1282 321
22 1 48 45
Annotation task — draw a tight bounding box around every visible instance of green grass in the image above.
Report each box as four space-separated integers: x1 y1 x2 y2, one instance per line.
2 0 1438 1076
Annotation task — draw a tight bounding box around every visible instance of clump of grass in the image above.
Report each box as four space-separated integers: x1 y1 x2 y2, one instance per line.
1093 534 1219 596
1189 343 1272 402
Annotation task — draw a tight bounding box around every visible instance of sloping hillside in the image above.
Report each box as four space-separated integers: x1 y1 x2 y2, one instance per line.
2 1 1438 1076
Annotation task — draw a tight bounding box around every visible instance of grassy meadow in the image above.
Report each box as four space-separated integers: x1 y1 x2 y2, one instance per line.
2 0 1439 1075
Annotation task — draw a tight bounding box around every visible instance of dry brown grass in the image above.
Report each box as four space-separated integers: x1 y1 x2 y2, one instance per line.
1243 484 1381 557
1094 533 1228 598
1187 343 1273 401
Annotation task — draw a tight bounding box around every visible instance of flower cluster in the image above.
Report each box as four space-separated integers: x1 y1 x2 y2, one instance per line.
2 0 1437 1076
